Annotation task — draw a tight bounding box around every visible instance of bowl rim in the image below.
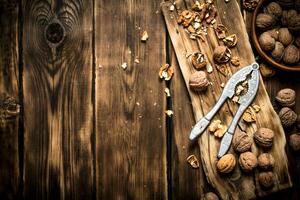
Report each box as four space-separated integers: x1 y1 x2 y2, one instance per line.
251 0 300 71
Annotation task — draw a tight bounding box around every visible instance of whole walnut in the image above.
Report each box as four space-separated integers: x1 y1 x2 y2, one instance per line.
279 107 297 128
239 151 258 172
201 192 219 200
271 42 285 61
256 13 276 29
216 154 236 173
258 153 275 170
264 2 282 19
213 46 231 63
289 134 300 151
278 28 293 46
281 10 297 27
287 14 300 32
232 131 252 153
275 88 296 107
189 71 210 92
259 171 275 188
254 128 274 148
259 32 276 51
283 45 300 65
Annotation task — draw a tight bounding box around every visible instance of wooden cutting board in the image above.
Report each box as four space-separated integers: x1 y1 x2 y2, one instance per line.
161 0 292 199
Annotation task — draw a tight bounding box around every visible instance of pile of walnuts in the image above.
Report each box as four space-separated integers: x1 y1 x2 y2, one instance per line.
256 2 300 66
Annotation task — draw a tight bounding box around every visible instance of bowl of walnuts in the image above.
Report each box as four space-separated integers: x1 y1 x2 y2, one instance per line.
252 0 300 71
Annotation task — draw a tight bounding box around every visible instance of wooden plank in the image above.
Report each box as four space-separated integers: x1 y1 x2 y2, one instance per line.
169 41 210 199
0 1 20 199
162 0 292 199
94 0 168 199
22 1 94 199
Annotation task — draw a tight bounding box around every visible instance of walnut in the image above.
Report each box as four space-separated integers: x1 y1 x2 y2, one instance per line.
256 13 276 29
259 32 276 51
0 93 20 123
266 29 279 40
159 64 174 81
281 9 297 27
289 134 300 151
209 120 227 138
264 2 282 19
201 192 219 200
259 172 274 188
259 63 276 78
271 42 285 62
243 0 259 11
232 131 252 153
216 154 236 173
215 24 227 39
283 45 300 65
287 14 300 32
295 36 300 48
275 88 296 107
254 128 274 148
258 153 275 170
191 52 207 70
209 120 221 132
216 64 229 76
278 28 293 46
213 46 231 63
187 155 200 168
223 34 238 48
231 56 240 66
243 107 257 123
278 107 297 128
189 71 210 92
239 151 258 172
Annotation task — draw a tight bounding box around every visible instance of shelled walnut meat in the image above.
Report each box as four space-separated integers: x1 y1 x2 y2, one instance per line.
275 88 296 107
232 131 252 153
216 154 236 173
191 52 207 70
256 2 300 66
258 153 275 170
239 151 258 172
278 107 297 128
189 71 210 92
254 128 274 148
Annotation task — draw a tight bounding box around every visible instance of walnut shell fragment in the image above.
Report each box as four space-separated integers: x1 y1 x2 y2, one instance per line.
213 46 231 64
223 34 238 48
232 131 252 153
159 64 174 81
216 154 236 173
187 155 200 169
215 24 227 39
239 151 258 172
191 52 207 70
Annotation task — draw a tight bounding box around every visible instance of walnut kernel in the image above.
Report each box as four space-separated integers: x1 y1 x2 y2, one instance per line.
231 56 240 66
159 64 174 81
191 52 207 70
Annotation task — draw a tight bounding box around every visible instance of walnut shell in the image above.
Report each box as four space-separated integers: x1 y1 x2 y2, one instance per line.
232 131 252 153
259 171 274 188
216 154 236 173
191 52 207 70
213 46 231 63
295 36 300 48
283 45 300 65
288 14 300 32
279 107 297 128
271 42 285 62
289 134 300 151
275 88 296 107
239 152 258 172
256 13 276 29
278 28 293 46
281 10 297 26
266 29 279 40
264 2 282 19
189 71 210 92
259 32 276 51
201 192 219 200
258 153 275 170
254 128 274 148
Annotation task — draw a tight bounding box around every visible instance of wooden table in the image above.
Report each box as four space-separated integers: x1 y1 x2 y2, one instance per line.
0 0 299 199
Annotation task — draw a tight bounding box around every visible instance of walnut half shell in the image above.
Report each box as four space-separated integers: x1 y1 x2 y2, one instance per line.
213 46 231 64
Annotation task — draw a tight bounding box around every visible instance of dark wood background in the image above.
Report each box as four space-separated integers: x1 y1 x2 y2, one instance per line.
0 0 299 199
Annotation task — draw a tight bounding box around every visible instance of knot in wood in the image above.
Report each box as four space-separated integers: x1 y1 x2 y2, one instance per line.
45 22 64 44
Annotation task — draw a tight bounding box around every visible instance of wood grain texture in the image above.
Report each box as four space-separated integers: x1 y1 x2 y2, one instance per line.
22 0 94 199
162 0 292 199
0 1 20 200
94 0 168 199
169 41 210 199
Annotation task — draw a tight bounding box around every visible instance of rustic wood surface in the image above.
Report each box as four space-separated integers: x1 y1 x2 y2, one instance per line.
0 0 300 199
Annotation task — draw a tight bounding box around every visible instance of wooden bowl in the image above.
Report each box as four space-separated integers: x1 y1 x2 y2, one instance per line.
251 0 300 71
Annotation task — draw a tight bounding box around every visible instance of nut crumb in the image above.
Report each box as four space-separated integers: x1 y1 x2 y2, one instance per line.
252 105 261 112
121 62 127 70
187 155 200 168
141 31 149 42
159 64 174 81
165 110 173 117
243 107 257 122
134 58 140 64
170 5 175 11
164 88 171 97
206 63 213 73
209 120 221 132
220 82 225 88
